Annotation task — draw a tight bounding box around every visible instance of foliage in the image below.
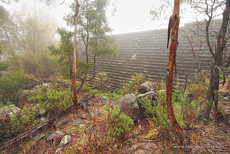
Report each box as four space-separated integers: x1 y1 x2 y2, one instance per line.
0 104 38 143
94 72 110 90
140 83 172 139
28 83 73 113
36 53 56 78
122 73 145 94
0 76 24 104
65 0 119 93
0 47 9 74
20 54 39 75
104 104 134 138
20 53 56 78
79 83 92 93
186 73 208 100
48 28 73 80
11 71 29 84
140 80 200 140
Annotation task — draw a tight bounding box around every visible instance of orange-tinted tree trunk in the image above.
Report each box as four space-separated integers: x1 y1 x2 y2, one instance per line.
166 0 183 134
73 0 80 110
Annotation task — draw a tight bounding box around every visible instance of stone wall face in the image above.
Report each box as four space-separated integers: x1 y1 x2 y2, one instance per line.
79 20 229 90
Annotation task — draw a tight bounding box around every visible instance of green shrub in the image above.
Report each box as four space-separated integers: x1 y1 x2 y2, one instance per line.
118 73 145 94
28 84 73 113
0 76 24 104
94 72 110 90
11 71 29 84
0 104 38 143
186 72 208 100
36 53 56 78
140 85 172 139
140 80 200 140
104 104 134 138
79 84 92 93
21 55 39 76
0 47 9 74
127 73 145 92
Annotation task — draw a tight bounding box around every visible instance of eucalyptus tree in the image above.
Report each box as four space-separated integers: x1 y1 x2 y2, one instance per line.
65 0 119 106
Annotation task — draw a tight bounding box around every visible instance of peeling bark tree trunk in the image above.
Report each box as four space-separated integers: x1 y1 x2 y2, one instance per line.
73 0 80 110
166 0 183 134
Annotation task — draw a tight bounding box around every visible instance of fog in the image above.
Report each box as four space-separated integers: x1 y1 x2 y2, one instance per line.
5 0 196 34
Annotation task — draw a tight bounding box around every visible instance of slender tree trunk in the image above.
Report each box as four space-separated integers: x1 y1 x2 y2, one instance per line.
166 0 183 134
73 0 80 110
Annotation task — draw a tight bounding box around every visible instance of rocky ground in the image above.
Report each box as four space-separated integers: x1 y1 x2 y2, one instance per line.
1 93 228 154
1 81 230 154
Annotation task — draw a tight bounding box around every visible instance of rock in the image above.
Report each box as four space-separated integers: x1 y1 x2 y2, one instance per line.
78 113 86 119
79 124 85 128
59 135 72 146
85 121 91 125
137 91 157 119
223 97 229 101
34 133 45 142
39 117 47 123
87 107 99 119
99 96 109 105
136 81 155 94
94 103 99 106
33 83 51 92
54 148 61 154
78 101 88 109
33 104 46 116
66 131 74 135
210 112 215 121
21 90 30 97
83 93 91 102
46 130 65 142
54 116 69 128
87 100 94 105
72 118 82 126
113 94 140 121
0 105 20 119
222 92 228 97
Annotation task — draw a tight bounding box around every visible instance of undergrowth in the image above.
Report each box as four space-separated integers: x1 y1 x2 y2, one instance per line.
28 83 73 113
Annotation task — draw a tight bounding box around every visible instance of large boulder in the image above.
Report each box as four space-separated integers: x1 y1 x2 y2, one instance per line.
137 91 157 119
113 94 140 121
136 81 155 94
0 105 20 119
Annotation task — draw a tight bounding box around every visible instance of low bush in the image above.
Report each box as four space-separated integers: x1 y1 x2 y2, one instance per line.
94 72 110 90
0 104 38 143
0 76 24 104
11 71 30 84
140 80 201 141
125 73 145 93
104 104 134 138
140 82 172 140
28 83 73 113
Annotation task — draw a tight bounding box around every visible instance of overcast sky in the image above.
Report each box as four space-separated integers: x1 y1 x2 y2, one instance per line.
5 0 196 34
